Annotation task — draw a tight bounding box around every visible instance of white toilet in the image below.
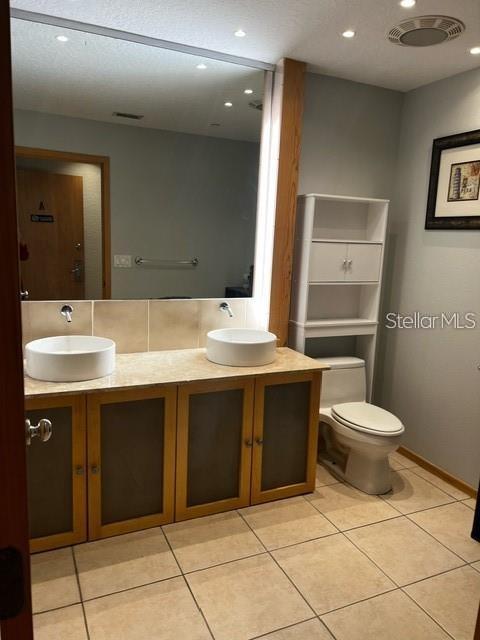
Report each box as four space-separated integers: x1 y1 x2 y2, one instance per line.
316 356 404 495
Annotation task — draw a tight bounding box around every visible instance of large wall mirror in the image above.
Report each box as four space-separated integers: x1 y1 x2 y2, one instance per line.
11 18 267 301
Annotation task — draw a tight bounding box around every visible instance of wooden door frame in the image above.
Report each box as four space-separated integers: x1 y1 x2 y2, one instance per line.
25 395 87 553
15 146 111 299
87 386 177 540
268 58 306 345
175 378 254 521
0 1 33 637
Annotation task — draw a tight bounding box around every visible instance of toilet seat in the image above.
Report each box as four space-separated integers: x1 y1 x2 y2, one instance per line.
332 402 404 436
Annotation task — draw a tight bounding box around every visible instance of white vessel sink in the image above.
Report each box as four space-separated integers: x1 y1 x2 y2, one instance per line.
206 328 277 367
25 335 116 382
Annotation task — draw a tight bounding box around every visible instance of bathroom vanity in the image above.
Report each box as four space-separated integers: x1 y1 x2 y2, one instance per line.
24 348 326 552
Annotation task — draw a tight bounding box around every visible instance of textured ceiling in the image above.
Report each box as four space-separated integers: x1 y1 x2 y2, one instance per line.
9 0 480 91
11 20 264 141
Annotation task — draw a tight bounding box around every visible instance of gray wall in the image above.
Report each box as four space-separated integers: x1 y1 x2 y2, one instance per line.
376 67 480 488
299 70 480 487
299 73 404 198
14 109 259 299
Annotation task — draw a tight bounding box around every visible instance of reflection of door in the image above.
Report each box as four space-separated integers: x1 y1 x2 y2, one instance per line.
16 168 85 299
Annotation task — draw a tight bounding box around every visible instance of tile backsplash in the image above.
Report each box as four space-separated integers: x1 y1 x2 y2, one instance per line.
21 299 254 353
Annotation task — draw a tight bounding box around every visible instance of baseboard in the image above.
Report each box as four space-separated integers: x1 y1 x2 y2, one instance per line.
398 446 477 499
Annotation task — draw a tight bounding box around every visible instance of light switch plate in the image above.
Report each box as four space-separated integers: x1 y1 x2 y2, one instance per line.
114 254 132 268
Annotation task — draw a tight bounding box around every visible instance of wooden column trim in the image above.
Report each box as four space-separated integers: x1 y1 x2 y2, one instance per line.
0 0 34 636
268 58 306 345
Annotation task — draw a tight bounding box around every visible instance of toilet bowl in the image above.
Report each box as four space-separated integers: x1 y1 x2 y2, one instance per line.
316 357 404 495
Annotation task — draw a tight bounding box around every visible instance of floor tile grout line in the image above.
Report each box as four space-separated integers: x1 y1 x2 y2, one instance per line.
181 574 216 640
316 615 340 640
400 586 457 640
316 509 404 591
305 492 404 532
316 616 340 640
70 545 91 640
236 508 318 619
317 586 400 618
407 466 471 501
248 616 318 640
400 562 470 589
162 527 216 640
404 510 475 564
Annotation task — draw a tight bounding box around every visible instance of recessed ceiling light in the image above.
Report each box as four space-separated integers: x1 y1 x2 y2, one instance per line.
234 29 246 38
470 46 480 55
244 88 253 94
399 0 416 8
196 63 207 69
342 30 356 38
224 101 233 108
56 35 69 42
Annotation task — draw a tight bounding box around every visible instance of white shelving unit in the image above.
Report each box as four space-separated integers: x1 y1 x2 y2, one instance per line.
289 193 389 400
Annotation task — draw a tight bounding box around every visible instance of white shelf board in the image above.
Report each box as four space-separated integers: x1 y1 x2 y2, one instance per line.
311 238 383 245
299 193 390 204
308 280 379 286
289 319 378 339
304 319 378 328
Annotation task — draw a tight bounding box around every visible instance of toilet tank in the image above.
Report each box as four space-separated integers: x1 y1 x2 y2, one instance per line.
315 357 366 408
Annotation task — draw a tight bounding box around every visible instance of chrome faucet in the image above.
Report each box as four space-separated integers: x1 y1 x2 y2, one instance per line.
219 301 234 318
61 304 73 323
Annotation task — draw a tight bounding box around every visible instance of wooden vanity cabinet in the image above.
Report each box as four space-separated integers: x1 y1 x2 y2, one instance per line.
175 372 321 520
251 372 320 504
25 394 87 553
87 386 177 539
26 367 322 549
175 378 255 521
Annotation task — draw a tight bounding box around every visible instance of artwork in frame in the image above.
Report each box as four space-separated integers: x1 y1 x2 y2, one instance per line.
426 129 480 230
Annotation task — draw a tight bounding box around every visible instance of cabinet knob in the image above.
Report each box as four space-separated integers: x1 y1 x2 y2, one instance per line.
90 464 100 475
25 418 52 446
255 437 264 446
75 465 84 476
245 439 253 448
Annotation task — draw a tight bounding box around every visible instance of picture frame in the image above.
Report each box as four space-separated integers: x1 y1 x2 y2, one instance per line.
425 128 480 230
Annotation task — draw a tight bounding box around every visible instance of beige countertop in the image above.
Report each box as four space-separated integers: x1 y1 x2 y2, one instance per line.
24 347 327 399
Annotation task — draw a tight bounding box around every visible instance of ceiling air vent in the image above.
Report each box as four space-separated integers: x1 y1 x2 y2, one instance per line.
387 15 465 47
112 111 144 120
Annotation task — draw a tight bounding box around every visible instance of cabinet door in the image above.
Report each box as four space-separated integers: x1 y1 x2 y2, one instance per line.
309 242 347 282
346 243 382 282
87 386 176 539
26 395 86 553
176 379 254 521
251 372 321 504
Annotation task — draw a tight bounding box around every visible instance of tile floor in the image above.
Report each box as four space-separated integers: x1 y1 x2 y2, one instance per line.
31 453 479 640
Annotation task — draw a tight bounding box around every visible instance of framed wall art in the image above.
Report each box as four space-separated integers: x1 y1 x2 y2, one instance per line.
425 129 480 230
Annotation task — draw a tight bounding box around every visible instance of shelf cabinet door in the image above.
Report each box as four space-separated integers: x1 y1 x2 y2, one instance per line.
346 244 382 282
176 379 254 521
26 395 86 553
309 242 347 282
251 372 321 504
87 386 176 540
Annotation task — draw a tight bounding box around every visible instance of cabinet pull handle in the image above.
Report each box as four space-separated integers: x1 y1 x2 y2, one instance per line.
255 437 264 445
75 466 84 476
90 464 100 475
342 258 347 271
245 439 253 447
347 259 353 269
